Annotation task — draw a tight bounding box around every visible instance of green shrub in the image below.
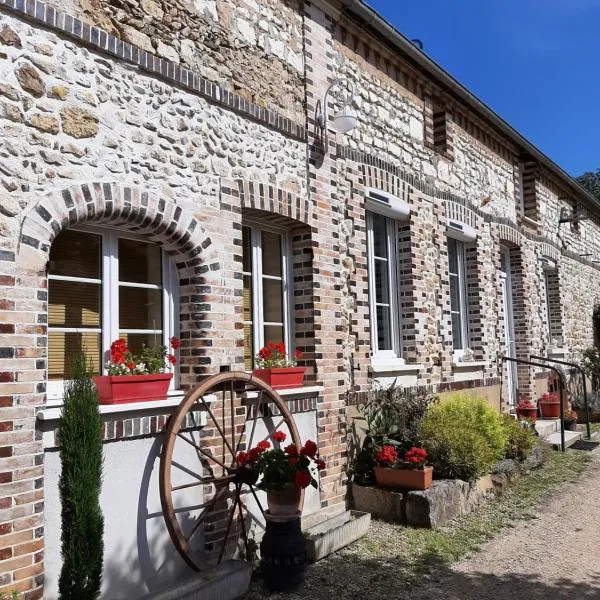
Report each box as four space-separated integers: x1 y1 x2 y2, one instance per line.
59 354 104 599
502 414 537 461
419 393 507 481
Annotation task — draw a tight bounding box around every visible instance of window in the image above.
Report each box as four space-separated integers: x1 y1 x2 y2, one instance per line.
448 237 469 354
48 228 177 399
242 223 292 370
543 267 563 347
367 211 400 360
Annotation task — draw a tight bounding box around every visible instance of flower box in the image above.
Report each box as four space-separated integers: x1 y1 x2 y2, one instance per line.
374 466 433 490
93 373 173 404
516 406 538 422
539 399 560 419
252 367 306 390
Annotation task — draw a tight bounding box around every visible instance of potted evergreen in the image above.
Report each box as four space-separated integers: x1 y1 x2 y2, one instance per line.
252 342 305 389
93 337 179 404
374 445 433 490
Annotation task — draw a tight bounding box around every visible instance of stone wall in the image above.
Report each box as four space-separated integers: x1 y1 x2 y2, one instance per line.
43 0 305 122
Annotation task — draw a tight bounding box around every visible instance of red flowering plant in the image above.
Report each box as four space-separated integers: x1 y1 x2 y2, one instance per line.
255 342 302 369
516 396 537 410
105 336 180 375
376 444 428 470
236 433 324 491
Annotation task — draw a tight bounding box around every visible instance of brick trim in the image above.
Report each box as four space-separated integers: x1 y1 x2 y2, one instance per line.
0 0 305 142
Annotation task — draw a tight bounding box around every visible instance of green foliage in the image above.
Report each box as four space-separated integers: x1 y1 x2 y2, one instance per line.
59 354 104 600
576 169 600 202
419 393 507 481
501 415 536 461
351 386 436 484
582 347 600 392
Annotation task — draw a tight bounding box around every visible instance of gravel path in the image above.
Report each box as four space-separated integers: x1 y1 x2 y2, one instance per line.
411 448 600 600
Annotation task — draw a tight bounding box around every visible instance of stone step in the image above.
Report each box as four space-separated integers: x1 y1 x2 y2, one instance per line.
535 419 559 437
544 429 583 449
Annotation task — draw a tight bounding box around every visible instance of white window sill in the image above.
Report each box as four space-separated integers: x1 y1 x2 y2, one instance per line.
548 347 567 357
521 215 540 228
38 390 214 423
369 360 422 375
242 385 324 400
452 360 487 368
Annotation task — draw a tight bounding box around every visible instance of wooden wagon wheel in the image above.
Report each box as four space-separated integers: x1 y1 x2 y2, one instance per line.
159 371 302 571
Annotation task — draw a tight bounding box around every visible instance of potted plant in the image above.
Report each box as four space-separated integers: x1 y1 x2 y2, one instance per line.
252 342 305 389
373 445 433 490
516 397 538 422
539 391 560 419
237 434 324 516
93 337 179 404
563 409 578 431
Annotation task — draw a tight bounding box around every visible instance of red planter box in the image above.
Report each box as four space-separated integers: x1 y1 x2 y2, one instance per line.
252 367 306 390
93 373 173 404
540 401 560 419
516 406 538 422
374 466 433 490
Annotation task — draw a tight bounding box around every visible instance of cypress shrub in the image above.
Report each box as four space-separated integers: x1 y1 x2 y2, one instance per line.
58 354 104 599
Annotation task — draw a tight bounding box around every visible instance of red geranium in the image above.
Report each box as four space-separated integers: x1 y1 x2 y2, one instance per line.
257 440 270 452
170 336 181 349
272 431 286 443
376 445 398 466
294 349 303 359
255 342 301 369
285 443 298 456
167 354 177 365
294 470 311 488
404 447 428 467
126 361 136 371
315 459 325 471
236 451 249 466
301 440 318 457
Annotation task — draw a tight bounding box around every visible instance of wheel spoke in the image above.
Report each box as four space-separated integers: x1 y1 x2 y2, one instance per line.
246 390 264 451
249 484 265 518
261 418 285 443
177 432 229 471
185 484 230 543
196 399 237 464
218 485 239 563
172 474 234 492
230 380 235 462
237 492 249 557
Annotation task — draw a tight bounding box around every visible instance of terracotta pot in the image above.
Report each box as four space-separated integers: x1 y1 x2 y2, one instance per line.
374 466 433 490
253 367 306 390
93 373 173 404
516 406 538 422
540 400 560 419
267 485 302 516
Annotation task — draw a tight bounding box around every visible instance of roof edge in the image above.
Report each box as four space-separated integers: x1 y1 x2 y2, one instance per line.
337 0 599 211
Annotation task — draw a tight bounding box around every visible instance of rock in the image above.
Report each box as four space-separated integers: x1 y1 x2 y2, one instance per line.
49 85 69 100
0 196 20 216
118 24 154 53
15 64 45 98
0 25 21 48
61 107 99 139
141 0 164 20
0 101 24 123
61 143 86 157
33 43 53 56
40 149 64 165
351 483 406 523
0 84 20 102
155 41 180 63
29 114 60 134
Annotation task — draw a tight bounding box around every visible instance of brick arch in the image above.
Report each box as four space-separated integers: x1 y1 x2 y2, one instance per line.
538 241 561 262
17 181 215 272
497 222 523 247
444 199 481 229
225 179 310 225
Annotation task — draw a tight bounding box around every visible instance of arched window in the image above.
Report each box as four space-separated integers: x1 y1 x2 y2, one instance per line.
47 227 178 403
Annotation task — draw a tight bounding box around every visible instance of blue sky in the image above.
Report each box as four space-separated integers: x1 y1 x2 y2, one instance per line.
367 0 600 176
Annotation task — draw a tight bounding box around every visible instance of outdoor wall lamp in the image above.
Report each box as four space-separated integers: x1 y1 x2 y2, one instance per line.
314 77 358 152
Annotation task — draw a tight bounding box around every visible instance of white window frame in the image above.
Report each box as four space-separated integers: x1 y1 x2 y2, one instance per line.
242 221 293 368
366 210 402 364
47 225 179 404
447 236 470 359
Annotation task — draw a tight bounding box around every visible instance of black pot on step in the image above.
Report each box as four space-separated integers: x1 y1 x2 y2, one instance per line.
260 513 306 591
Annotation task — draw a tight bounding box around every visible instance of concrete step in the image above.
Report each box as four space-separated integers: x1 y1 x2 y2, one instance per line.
535 419 559 437
544 429 583 449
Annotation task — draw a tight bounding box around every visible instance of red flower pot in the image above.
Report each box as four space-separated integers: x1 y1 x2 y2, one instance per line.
93 373 173 404
516 406 538 422
540 400 560 419
267 485 302 516
253 367 306 390
374 466 433 490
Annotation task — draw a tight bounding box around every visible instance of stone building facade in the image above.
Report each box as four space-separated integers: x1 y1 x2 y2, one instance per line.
1 0 600 597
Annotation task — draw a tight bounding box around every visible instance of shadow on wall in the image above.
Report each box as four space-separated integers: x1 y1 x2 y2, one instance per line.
247 551 600 599
101 436 193 599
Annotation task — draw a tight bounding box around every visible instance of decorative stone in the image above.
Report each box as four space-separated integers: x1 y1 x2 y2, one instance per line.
0 84 20 102
49 85 69 100
29 114 60 135
15 64 45 98
60 107 99 139
0 25 21 48
141 0 165 20
156 41 180 63
305 510 371 563
118 24 154 53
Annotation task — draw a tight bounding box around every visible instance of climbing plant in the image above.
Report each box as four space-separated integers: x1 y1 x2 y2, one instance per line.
58 354 104 599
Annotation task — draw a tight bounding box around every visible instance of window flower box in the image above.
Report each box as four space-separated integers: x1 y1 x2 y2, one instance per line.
374 465 433 491
93 373 173 404
253 367 306 390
